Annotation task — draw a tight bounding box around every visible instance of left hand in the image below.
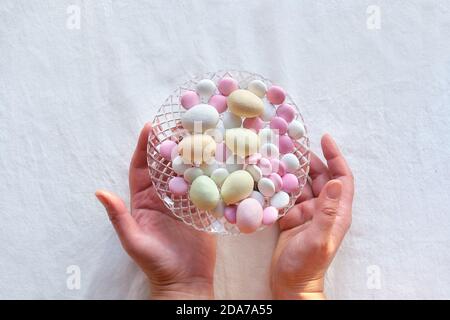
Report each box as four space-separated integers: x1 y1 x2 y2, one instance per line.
95 123 217 299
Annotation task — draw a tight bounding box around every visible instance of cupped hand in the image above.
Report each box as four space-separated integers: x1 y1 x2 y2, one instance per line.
95 123 216 299
271 134 354 299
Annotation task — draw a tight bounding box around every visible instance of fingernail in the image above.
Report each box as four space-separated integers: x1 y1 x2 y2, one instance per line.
95 191 108 206
326 181 342 200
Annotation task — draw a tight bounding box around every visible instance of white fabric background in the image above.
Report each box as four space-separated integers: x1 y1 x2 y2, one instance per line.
1 0 449 299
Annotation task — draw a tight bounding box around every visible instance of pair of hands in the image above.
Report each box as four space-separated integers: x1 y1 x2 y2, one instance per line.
95 123 354 299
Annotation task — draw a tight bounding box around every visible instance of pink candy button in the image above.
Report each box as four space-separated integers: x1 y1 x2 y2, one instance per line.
218 77 238 96
279 135 294 154
270 117 288 135
180 91 199 109
282 173 299 193
270 158 286 176
269 173 283 192
262 206 279 225
209 95 227 113
168 177 189 196
259 158 272 176
243 117 264 132
276 103 296 123
267 86 286 105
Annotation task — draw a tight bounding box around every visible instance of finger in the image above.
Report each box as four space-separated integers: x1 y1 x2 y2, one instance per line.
321 134 353 180
279 200 315 231
309 152 331 197
311 180 342 234
95 190 141 249
130 123 154 194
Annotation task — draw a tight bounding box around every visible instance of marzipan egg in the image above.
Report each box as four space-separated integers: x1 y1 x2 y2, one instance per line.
227 89 264 118
221 170 254 205
225 128 259 157
189 176 220 210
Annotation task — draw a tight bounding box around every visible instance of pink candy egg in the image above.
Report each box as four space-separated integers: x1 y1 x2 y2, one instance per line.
276 103 296 123
160 140 177 161
270 117 288 135
224 205 237 224
236 198 263 233
180 91 200 109
243 117 264 132
269 173 283 192
218 77 238 96
270 158 286 176
279 135 294 154
282 173 299 193
267 85 286 105
168 177 188 196
209 95 228 113
262 206 279 225
259 158 272 176
246 153 262 165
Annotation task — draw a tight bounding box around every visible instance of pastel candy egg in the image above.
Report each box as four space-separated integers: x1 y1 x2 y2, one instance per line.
261 101 277 122
224 205 237 224
215 142 231 163
260 143 279 159
259 127 278 145
267 85 286 105
189 176 220 210
282 173 299 193
159 140 177 161
279 135 294 154
287 120 305 140
218 77 238 96
210 168 229 187
281 153 300 173
225 154 245 173
270 191 290 209
270 117 288 135
243 117 264 133
247 79 267 98
168 177 189 196
172 156 191 175
236 198 263 233
269 173 283 192
276 103 296 123
183 167 203 183
225 128 259 157
209 95 228 113
262 206 279 225
181 104 219 133
222 112 242 129
180 91 200 110
196 79 216 98
246 164 262 182
227 89 264 118
270 158 286 176
212 200 226 218
178 134 216 164
250 190 265 206
200 160 219 176
258 177 276 197
216 120 226 137
258 158 272 176
221 170 254 205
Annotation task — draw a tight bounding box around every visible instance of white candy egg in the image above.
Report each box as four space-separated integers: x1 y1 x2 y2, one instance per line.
172 156 191 175
247 80 267 98
183 167 204 183
196 79 217 98
259 128 278 145
281 153 300 173
222 112 242 129
250 190 265 206
210 168 229 187
260 100 277 122
258 177 276 197
225 154 244 173
287 120 305 140
270 191 290 209
246 164 263 182
181 104 219 133
259 143 279 159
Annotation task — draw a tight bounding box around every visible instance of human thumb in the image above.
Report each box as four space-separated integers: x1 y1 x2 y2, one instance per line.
313 180 342 233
